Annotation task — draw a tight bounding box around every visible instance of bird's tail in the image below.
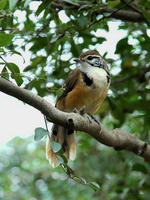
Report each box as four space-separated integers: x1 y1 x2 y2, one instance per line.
46 124 76 168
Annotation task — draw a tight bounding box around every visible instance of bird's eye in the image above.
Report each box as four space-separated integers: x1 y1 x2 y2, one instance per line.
87 56 93 60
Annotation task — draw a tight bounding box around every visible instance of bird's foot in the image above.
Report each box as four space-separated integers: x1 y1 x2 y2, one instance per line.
73 108 102 134
90 115 101 126
73 106 86 115
87 115 102 134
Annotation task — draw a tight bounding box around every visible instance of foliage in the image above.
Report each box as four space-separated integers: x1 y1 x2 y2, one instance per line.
0 0 150 199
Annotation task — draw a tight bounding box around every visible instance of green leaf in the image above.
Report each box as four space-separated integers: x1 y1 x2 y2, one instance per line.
73 176 86 184
51 141 61 153
107 0 120 8
23 65 37 72
1 66 9 80
6 62 20 73
24 17 35 31
0 33 14 47
132 164 147 174
141 8 150 24
0 0 8 9
58 156 64 163
77 16 88 29
78 4 89 11
5 62 23 86
12 73 23 86
64 0 79 6
88 182 100 191
9 0 18 10
0 48 4 52
34 127 49 141
79 177 87 184
35 1 48 16
97 37 106 44
58 154 68 164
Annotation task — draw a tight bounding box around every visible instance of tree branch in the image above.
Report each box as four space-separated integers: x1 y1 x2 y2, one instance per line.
0 14 12 19
112 65 150 85
0 77 150 162
51 1 146 23
121 0 142 15
120 0 149 24
100 8 145 22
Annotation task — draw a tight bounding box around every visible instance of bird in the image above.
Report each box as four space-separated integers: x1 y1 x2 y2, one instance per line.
46 50 110 167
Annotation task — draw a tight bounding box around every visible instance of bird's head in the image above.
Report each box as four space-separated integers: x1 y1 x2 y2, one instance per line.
74 50 109 72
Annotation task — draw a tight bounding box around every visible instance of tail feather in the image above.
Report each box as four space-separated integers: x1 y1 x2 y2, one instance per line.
66 133 76 160
46 139 60 168
46 124 76 168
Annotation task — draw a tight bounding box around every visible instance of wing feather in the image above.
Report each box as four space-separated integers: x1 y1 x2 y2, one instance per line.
56 68 80 107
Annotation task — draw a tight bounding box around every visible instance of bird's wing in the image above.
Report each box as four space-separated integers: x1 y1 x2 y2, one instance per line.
57 68 80 104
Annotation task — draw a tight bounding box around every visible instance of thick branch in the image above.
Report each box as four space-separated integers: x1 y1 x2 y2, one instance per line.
121 0 142 15
0 77 150 162
100 8 145 22
51 1 146 23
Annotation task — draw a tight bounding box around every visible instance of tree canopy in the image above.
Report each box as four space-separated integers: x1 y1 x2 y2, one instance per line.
0 0 150 199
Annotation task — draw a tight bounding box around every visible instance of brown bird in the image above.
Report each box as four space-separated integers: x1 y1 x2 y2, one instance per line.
46 50 110 167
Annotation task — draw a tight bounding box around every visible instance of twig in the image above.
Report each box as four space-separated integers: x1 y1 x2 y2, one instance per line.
0 14 12 19
0 28 19 32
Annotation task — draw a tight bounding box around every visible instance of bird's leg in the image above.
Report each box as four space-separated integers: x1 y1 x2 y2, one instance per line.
89 115 102 127
73 106 86 115
73 107 102 133
86 114 102 134
73 107 92 123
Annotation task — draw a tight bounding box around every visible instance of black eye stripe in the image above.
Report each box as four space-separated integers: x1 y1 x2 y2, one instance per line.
87 56 100 60
87 56 93 60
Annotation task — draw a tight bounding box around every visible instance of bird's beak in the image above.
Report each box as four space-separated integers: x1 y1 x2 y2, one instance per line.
74 58 81 63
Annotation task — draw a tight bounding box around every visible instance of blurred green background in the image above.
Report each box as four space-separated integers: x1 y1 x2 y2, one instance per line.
0 0 150 199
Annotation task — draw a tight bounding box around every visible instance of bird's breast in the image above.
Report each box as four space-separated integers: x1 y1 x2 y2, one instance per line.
57 68 110 114
59 81 109 114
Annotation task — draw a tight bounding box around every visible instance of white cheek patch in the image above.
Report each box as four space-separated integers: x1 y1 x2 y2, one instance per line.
80 62 108 89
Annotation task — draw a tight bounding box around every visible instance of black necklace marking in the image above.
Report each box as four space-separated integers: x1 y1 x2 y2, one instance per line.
104 68 111 84
106 75 111 84
52 125 58 136
81 71 93 86
87 61 94 66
